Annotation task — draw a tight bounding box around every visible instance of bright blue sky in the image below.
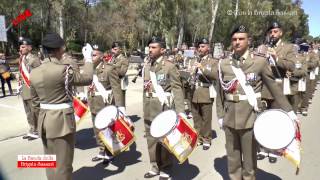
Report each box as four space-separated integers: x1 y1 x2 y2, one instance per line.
302 0 320 37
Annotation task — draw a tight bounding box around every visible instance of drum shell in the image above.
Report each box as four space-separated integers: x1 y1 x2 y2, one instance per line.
160 115 198 163
98 117 135 156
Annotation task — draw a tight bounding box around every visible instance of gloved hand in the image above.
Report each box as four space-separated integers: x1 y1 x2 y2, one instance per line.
82 43 93 63
101 93 110 104
218 118 223 129
261 100 268 110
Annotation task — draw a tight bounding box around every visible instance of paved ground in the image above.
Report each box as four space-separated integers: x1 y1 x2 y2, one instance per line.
0 77 319 180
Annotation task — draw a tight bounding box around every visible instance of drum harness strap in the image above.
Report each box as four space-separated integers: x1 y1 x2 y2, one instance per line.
149 71 172 107
92 75 112 104
225 61 260 112
88 62 113 102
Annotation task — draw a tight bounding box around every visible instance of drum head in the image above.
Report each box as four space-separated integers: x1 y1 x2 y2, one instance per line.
150 110 177 138
254 109 295 150
95 105 118 129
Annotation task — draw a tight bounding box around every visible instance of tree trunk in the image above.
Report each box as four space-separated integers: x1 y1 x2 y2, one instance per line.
84 0 89 43
193 27 199 45
177 19 184 49
58 2 64 39
209 0 219 44
235 0 239 18
164 31 169 49
40 6 44 41
46 0 52 31
177 1 186 48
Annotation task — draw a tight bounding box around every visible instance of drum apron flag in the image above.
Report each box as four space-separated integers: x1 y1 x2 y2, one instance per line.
283 123 302 175
73 96 89 124
163 115 198 163
98 118 135 156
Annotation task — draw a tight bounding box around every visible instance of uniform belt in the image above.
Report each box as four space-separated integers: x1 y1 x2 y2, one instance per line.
225 92 261 102
290 77 299 82
275 78 283 83
40 102 72 110
196 82 211 87
145 92 171 98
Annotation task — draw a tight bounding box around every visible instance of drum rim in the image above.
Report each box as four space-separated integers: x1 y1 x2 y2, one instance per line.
95 105 119 129
150 110 178 138
254 109 295 150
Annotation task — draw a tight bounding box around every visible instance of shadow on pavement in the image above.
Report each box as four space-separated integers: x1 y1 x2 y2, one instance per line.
214 156 229 179
171 159 200 180
128 115 141 123
73 142 142 180
256 168 282 180
212 129 218 140
75 128 97 150
214 156 282 180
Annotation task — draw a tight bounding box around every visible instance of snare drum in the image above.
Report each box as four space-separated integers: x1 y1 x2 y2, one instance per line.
254 109 295 150
95 105 135 155
150 110 198 163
